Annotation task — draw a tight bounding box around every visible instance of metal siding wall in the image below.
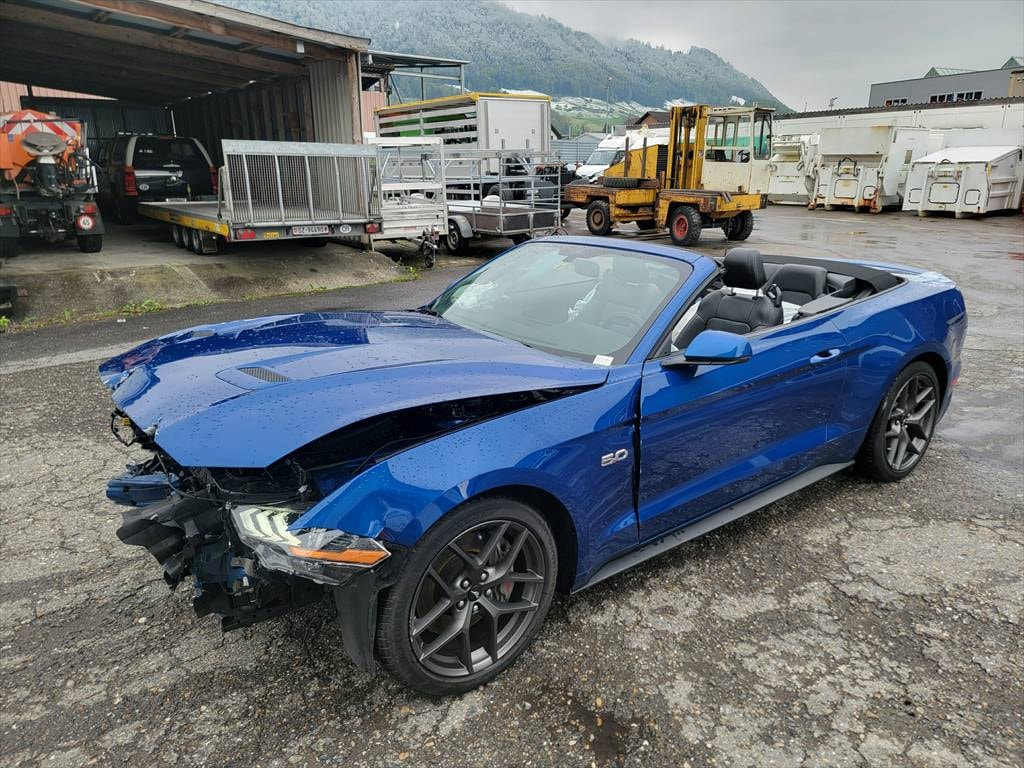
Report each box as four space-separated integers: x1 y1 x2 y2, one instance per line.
173 79 314 164
309 59 356 143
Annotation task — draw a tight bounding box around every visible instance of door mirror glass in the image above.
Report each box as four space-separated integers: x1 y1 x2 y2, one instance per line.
663 330 753 368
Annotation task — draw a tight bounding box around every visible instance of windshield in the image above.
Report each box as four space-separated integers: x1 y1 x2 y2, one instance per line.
429 242 690 364
584 149 620 165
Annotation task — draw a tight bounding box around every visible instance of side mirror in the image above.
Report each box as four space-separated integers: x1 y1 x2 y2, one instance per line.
662 330 752 368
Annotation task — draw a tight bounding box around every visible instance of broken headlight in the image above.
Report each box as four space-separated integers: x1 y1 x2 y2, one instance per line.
230 505 390 586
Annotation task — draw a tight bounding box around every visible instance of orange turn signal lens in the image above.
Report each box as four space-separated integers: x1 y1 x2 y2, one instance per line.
287 546 389 565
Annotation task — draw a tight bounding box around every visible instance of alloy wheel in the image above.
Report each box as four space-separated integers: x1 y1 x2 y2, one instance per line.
884 372 938 472
409 520 547 678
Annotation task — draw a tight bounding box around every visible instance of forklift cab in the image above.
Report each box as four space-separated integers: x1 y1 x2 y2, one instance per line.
700 107 773 194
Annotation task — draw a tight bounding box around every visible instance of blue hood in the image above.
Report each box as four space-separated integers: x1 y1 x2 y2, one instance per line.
99 311 608 468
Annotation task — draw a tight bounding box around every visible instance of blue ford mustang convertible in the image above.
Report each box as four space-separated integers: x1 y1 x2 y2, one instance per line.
101 237 966 695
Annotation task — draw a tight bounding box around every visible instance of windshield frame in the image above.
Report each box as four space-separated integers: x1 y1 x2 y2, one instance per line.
426 241 691 366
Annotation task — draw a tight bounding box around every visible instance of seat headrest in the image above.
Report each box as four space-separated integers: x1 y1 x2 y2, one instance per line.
611 257 649 284
723 248 766 289
772 264 828 300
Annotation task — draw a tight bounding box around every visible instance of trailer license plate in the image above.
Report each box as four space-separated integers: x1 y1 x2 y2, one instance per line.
292 225 330 236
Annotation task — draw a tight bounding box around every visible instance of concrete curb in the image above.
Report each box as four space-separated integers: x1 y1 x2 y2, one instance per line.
2 244 406 321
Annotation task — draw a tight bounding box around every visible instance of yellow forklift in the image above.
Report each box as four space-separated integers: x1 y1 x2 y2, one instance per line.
564 104 773 245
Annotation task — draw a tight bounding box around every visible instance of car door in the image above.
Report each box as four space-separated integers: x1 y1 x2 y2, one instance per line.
637 314 848 540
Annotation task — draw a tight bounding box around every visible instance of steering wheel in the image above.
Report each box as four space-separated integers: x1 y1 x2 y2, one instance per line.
600 310 640 334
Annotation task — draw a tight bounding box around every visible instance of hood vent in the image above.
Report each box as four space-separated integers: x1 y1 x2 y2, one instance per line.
237 366 290 383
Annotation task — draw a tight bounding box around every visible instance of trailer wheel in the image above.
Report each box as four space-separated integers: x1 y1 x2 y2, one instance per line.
724 210 754 241
446 221 468 255
636 220 657 231
668 205 701 246
586 200 612 236
187 228 200 253
76 234 103 253
0 238 18 259
171 225 186 248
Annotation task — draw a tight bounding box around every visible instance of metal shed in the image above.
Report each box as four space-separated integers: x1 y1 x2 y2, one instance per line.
0 0 370 157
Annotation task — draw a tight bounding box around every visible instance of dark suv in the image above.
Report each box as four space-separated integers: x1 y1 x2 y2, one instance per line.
98 135 216 223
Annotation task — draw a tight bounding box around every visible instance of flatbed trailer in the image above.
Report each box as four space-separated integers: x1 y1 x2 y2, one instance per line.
442 148 562 254
563 104 773 245
138 140 380 254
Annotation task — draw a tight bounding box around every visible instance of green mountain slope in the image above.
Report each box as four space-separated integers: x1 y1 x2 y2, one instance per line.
223 0 788 113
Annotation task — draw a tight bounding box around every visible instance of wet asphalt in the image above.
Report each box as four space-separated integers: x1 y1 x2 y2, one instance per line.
1 206 1021 768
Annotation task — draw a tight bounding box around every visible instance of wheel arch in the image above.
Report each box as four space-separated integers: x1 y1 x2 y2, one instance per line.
468 484 579 594
908 349 950 405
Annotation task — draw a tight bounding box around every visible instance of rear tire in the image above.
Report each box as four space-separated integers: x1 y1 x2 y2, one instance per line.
668 205 701 246
446 221 469 255
857 361 941 482
171 225 186 248
0 238 18 258
586 200 612 236
186 228 199 253
376 496 558 696
725 210 754 241
76 234 102 253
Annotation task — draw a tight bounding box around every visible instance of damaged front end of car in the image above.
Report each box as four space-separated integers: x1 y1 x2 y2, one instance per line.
109 413 392 620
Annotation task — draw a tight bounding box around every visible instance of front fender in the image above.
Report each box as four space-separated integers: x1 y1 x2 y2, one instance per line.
449 215 473 239
290 374 643 586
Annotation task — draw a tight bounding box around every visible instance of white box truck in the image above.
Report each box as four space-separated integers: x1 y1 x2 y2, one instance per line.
903 146 1023 217
810 126 931 212
375 92 551 154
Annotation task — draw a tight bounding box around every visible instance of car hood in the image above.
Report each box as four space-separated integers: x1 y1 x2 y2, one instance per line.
99 311 608 468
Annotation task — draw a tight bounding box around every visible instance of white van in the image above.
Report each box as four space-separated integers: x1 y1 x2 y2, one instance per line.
574 128 671 181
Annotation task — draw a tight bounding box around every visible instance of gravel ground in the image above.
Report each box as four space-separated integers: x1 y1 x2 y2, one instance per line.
1 206 1021 768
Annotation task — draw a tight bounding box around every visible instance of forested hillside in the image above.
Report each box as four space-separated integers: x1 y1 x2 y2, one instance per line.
224 0 788 115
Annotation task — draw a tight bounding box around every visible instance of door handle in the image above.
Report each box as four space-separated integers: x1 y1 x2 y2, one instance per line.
810 348 841 364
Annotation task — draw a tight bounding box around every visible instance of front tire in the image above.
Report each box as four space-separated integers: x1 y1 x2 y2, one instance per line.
668 205 701 246
376 496 558 696
857 361 941 482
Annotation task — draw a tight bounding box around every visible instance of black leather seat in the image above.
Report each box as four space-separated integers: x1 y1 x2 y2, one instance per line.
674 248 783 349
771 264 828 305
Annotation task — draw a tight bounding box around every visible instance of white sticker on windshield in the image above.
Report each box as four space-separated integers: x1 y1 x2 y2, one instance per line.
593 354 614 367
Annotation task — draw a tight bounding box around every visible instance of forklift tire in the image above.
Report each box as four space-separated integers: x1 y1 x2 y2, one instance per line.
76 234 103 253
636 220 658 231
172 225 186 248
603 177 640 189
668 205 702 246
446 221 469 255
725 211 754 241
586 200 612 236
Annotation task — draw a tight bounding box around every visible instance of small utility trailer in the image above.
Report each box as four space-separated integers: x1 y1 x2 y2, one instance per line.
442 148 563 254
903 145 1023 217
364 137 447 264
138 140 380 254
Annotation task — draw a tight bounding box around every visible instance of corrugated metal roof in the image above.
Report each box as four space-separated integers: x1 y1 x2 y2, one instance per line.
776 95 1024 120
924 67 976 78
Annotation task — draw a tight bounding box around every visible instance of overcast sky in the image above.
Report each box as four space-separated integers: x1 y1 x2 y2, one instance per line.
502 0 1024 110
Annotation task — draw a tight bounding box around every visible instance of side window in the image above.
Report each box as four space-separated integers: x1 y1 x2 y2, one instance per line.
754 114 772 159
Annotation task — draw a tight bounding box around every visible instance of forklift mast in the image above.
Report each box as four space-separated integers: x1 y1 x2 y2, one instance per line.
665 105 710 190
